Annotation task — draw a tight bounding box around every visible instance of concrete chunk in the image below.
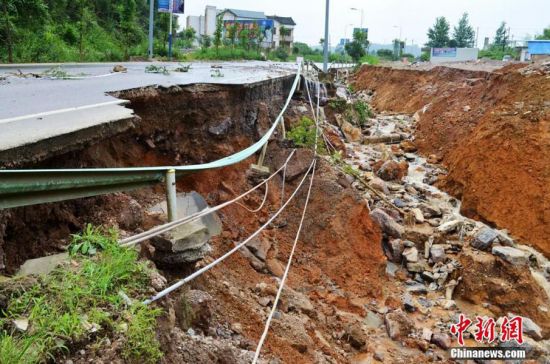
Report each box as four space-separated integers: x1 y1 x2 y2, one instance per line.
491 246 529 266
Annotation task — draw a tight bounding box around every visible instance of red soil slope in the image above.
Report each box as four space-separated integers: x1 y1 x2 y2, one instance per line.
353 65 550 256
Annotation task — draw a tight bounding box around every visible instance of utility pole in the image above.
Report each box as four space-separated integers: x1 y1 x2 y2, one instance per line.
475 27 479 48
148 0 154 60
168 1 174 60
323 0 330 72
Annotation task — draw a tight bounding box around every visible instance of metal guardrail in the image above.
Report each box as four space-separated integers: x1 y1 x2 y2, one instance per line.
0 63 302 210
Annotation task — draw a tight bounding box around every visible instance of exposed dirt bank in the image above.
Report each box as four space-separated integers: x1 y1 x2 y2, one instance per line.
0 77 295 274
353 64 550 256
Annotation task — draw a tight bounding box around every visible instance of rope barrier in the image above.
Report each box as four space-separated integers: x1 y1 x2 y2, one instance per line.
252 76 322 363
236 182 269 213
120 150 297 248
143 158 317 305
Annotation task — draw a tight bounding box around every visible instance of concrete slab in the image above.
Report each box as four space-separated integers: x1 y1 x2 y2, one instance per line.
16 253 68 276
0 61 298 158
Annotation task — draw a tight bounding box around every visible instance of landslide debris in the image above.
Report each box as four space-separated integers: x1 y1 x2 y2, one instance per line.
352 64 550 257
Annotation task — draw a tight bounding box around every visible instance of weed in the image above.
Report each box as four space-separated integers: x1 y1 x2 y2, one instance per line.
42 66 87 79
0 334 41 364
354 101 372 126
342 164 361 179
287 117 324 152
328 99 348 113
330 151 343 165
347 84 355 94
121 304 162 364
210 69 224 78
145 65 169 75
174 64 191 72
69 224 116 256
2 225 161 363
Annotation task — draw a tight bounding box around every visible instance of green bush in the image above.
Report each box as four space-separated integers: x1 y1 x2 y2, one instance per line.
359 54 380 65
478 47 518 60
287 116 325 153
274 47 289 61
328 99 348 113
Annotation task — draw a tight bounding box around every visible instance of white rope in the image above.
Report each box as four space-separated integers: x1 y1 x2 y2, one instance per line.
120 150 296 247
252 160 317 364
252 77 322 363
143 158 317 305
236 182 269 213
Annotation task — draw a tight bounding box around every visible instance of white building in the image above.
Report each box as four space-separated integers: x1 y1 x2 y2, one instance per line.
267 16 296 49
186 6 296 49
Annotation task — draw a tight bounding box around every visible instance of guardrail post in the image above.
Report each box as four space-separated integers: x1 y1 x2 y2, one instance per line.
166 169 177 222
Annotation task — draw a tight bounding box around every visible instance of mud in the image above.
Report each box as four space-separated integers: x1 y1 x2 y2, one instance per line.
352 64 550 257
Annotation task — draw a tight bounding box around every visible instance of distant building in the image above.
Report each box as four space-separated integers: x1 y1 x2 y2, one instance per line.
267 16 296 49
430 48 479 63
527 40 550 61
186 6 296 49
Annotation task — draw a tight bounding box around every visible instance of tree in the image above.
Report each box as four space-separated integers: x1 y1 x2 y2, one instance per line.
453 13 475 48
426 17 450 48
279 25 291 49
227 23 238 53
181 27 196 48
200 34 211 52
1 0 48 62
345 29 369 62
119 0 142 59
494 22 508 49
239 28 250 50
293 42 312 55
535 26 550 40
213 15 223 55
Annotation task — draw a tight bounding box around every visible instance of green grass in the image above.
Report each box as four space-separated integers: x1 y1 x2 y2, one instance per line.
353 100 372 126
360 54 380 65
186 47 265 61
287 117 325 153
0 226 162 364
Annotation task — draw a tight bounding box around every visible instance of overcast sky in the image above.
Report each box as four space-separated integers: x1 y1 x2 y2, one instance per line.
181 0 549 47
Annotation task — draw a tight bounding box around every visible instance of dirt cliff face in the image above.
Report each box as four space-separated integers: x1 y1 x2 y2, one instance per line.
0 78 295 273
353 65 550 256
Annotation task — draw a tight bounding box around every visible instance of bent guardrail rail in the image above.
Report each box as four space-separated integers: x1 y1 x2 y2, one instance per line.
0 62 302 210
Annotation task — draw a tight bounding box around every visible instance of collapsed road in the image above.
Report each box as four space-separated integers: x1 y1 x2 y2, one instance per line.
0 60 548 363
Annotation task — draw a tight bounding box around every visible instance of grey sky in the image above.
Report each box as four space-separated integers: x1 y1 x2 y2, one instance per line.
181 0 550 47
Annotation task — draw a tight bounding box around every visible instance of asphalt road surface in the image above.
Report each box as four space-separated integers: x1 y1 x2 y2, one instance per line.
0 61 298 154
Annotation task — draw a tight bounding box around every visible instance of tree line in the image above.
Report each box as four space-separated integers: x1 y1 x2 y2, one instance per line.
0 0 176 63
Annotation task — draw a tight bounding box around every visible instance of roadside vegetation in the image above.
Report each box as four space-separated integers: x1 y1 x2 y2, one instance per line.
0 225 162 364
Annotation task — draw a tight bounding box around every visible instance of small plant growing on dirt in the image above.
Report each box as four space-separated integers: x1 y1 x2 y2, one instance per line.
347 84 355 94
69 224 116 256
353 100 372 126
342 164 361 179
121 304 163 364
174 63 191 72
42 66 87 79
145 65 169 75
287 117 318 148
330 151 343 165
328 99 348 113
210 69 224 78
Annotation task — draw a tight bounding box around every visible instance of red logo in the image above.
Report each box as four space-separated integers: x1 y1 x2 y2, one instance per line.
450 315 523 346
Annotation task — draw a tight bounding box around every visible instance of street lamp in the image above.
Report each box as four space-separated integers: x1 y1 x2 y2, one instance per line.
350 7 364 29
393 25 402 40
323 0 330 72
344 23 354 41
